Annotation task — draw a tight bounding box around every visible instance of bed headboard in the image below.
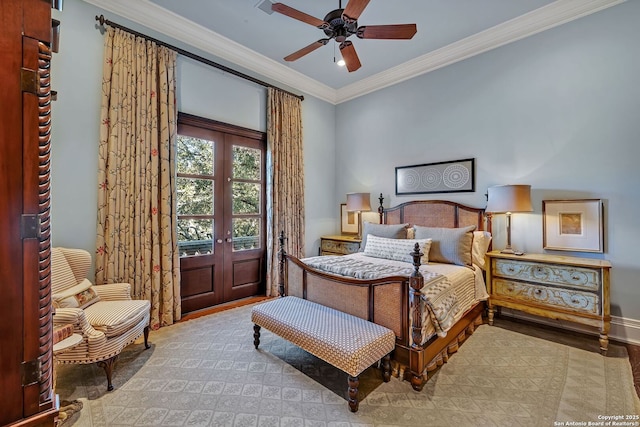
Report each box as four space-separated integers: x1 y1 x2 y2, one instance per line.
377 194 490 233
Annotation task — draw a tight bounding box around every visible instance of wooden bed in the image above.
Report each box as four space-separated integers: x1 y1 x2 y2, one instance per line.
277 197 491 391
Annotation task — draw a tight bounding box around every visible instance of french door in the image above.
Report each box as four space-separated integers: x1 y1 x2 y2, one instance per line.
177 113 266 313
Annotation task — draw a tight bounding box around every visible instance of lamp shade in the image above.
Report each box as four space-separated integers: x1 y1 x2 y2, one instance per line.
485 185 533 213
346 192 371 212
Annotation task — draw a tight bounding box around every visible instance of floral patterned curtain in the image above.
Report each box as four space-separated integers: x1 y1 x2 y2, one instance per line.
266 88 305 296
96 27 181 328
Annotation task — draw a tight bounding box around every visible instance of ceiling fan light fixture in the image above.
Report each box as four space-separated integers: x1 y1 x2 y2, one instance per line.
336 59 346 67
272 0 416 72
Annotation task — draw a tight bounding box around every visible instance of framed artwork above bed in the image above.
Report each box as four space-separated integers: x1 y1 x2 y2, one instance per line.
395 158 475 195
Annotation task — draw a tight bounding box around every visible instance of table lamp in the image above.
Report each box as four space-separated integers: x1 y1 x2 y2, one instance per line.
346 192 371 240
485 184 533 254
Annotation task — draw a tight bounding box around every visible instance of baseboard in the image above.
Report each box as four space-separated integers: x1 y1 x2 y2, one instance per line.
497 308 640 346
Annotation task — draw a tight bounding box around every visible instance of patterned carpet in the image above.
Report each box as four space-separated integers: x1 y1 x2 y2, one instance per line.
56 303 640 426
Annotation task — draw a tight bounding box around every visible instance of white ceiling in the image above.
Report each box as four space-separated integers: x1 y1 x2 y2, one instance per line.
84 0 623 104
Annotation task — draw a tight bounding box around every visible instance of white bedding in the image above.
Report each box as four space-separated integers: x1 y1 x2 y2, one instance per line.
301 253 488 345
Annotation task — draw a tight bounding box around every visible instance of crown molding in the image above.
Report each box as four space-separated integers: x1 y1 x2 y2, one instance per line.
82 0 338 103
335 0 625 103
83 0 623 105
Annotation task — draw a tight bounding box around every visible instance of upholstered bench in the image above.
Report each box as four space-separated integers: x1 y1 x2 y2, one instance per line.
251 296 396 412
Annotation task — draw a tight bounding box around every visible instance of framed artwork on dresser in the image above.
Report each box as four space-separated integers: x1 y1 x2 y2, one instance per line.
543 199 604 253
340 203 359 235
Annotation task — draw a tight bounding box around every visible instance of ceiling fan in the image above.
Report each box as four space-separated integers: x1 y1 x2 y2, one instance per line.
271 0 417 72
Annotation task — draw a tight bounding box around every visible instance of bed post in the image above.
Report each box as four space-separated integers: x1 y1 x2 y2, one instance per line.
409 243 426 391
378 193 384 224
278 230 286 297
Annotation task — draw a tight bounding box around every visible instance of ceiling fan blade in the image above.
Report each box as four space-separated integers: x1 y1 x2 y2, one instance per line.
272 3 328 28
357 24 417 40
339 41 362 72
284 39 330 62
342 0 371 23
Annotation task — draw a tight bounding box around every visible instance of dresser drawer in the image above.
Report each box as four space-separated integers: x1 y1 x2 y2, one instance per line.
493 278 600 315
493 258 601 292
320 239 360 255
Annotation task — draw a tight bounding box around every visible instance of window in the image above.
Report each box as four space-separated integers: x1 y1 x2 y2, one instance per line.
176 135 215 256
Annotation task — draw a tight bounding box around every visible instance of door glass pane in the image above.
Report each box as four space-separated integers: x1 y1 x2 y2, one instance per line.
177 178 214 215
177 219 214 256
232 218 260 251
232 145 260 180
177 136 214 175
232 182 260 215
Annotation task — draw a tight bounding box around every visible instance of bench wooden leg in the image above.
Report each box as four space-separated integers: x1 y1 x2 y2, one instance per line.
347 375 359 412
253 324 261 349
381 353 391 382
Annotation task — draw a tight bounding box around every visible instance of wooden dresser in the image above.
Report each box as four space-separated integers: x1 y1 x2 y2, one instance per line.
320 235 361 255
485 251 611 354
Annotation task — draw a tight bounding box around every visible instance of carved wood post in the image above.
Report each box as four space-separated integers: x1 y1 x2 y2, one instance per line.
409 243 425 348
278 230 286 297
378 193 384 224
408 242 425 391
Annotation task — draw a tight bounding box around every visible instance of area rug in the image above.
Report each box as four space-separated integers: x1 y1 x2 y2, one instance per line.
56 303 640 426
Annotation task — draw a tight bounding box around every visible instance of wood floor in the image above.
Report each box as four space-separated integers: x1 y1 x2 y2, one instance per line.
180 297 640 400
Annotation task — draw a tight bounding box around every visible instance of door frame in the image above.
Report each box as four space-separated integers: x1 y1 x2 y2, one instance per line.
177 113 267 313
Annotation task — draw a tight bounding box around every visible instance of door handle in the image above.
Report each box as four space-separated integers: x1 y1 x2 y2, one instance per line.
225 237 233 243
216 239 223 244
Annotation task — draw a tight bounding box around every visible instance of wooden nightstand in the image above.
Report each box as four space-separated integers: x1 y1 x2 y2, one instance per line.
485 251 611 354
320 235 361 255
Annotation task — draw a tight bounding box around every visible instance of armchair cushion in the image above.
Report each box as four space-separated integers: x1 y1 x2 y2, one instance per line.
84 300 151 338
52 279 101 309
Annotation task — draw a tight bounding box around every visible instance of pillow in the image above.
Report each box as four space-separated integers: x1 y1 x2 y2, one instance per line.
52 279 101 310
413 225 476 267
407 227 415 239
359 222 409 251
363 234 432 264
472 231 492 270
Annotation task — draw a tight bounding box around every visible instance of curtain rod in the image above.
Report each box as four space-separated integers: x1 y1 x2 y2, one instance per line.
94 15 304 101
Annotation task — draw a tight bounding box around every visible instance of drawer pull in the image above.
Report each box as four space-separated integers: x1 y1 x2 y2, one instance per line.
571 275 580 281
534 289 541 294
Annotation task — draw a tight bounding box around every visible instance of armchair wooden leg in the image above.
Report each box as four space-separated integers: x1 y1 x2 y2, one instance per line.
143 326 150 349
97 355 119 391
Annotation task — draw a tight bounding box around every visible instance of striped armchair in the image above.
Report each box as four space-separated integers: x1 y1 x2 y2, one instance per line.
51 247 151 391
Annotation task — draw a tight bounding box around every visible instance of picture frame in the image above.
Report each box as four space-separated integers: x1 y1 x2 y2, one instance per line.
543 199 604 253
395 158 475 195
340 203 359 235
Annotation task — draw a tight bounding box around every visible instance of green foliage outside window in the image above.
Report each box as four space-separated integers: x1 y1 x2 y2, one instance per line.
176 136 262 254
